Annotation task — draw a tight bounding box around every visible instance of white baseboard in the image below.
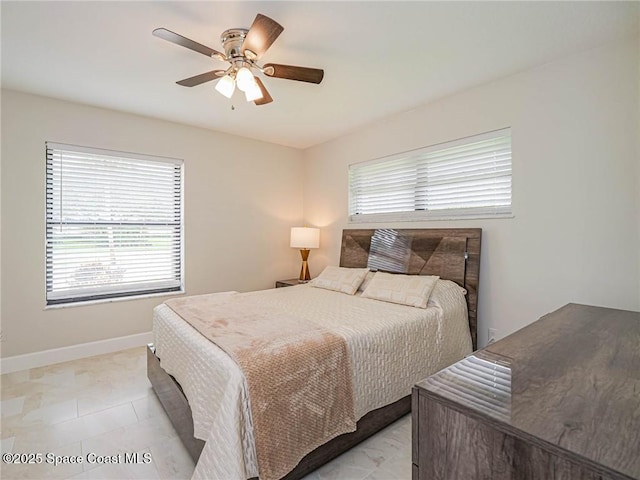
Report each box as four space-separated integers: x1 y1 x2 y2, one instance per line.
0 332 153 374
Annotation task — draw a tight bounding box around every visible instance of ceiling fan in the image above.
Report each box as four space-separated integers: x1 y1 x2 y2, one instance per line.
153 13 324 106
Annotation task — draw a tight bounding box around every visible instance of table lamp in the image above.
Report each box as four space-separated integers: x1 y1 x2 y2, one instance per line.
290 227 320 282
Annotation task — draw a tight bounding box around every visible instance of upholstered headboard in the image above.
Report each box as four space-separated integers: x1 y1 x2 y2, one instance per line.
339 228 481 350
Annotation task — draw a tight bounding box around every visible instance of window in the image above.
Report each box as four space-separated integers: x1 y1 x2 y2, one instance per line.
46 143 183 305
349 128 512 222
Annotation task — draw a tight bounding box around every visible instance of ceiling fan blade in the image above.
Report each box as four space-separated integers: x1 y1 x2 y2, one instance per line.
153 28 224 59
176 70 226 87
242 14 284 59
263 64 324 84
253 77 273 106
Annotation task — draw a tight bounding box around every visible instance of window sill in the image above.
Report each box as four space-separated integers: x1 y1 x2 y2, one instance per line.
44 289 185 310
349 212 514 224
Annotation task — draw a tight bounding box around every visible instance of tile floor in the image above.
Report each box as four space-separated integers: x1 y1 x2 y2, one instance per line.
0 347 411 480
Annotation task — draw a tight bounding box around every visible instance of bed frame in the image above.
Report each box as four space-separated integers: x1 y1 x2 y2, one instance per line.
147 227 481 479
340 228 481 350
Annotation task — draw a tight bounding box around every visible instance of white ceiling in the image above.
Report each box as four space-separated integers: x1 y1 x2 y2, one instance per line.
2 1 638 149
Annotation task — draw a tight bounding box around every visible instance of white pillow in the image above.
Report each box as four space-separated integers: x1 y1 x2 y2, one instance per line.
357 271 376 293
427 279 467 307
310 266 370 295
361 272 439 308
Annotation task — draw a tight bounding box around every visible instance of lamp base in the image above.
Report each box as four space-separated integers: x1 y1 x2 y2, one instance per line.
298 249 311 282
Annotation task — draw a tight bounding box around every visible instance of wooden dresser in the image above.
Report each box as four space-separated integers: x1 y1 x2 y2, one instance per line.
412 303 640 480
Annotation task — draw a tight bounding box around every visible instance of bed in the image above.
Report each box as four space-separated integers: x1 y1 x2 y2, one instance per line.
147 228 481 480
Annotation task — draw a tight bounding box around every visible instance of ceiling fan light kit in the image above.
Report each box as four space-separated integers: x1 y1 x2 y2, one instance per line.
153 13 324 106
235 67 254 92
214 74 236 98
244 80 264 102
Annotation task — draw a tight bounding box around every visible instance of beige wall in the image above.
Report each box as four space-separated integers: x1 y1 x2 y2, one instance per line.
2 35 639 359
0 90 304 357
303 36 640 347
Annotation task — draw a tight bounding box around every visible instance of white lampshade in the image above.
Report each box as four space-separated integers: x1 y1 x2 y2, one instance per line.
244 78 263 102
290 227 320 249
236 67 254 92
215 75 235 98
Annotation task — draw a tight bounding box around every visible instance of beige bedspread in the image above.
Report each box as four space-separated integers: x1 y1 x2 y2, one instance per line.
164 296 355 480
153 280 472 480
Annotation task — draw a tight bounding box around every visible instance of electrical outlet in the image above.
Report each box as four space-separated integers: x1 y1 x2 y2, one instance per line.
488 328 497 344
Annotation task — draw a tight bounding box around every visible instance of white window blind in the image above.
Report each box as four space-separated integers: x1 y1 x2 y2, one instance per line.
349 128 512 222
46 142 183 305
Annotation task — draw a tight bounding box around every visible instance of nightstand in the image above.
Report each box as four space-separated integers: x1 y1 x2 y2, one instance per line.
275 278 301 288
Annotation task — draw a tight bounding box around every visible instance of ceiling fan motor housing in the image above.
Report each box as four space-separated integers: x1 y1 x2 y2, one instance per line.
221 29 250 60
